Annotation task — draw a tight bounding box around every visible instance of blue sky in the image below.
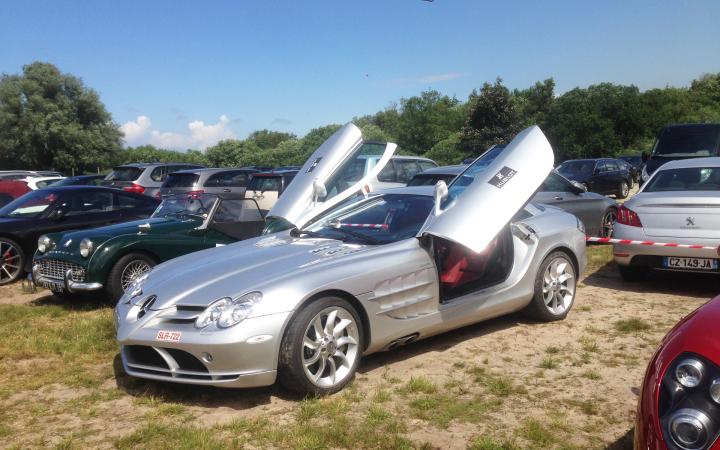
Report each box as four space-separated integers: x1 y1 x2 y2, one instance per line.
2 0 719 150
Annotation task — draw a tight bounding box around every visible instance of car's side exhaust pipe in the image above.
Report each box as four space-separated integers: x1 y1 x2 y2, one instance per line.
386 333 419 351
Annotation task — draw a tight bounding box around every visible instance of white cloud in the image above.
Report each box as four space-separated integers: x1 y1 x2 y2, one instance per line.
120 115 152 146
388 72 469 87
120 115 236 150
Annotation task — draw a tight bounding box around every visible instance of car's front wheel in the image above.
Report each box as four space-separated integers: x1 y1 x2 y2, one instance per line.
617 181 629 199
0 237 24 285
279 296 363 396
526 251 577 321
106 252 157 302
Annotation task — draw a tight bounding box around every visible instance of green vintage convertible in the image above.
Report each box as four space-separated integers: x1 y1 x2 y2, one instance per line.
32 193 265 301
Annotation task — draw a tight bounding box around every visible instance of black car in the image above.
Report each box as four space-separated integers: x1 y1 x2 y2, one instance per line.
50 175 107 187
618 155 642 183
0 186 159 284
556 158 633 199
641 123 720 182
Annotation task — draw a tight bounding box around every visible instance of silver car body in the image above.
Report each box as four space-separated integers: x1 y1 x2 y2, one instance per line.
614 157 720 272
115 124 586 388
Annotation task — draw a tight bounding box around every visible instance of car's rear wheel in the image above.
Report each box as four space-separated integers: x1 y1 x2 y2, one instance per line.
600 208 617 238
106 252 157 302
0 238 24 285
618 265 648 282
526 251 576 321
279 296 363 396
617 181 629 199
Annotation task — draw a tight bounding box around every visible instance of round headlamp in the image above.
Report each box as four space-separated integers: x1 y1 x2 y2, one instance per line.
676 358 704 388
668 408 712 450
37 235 53 253
710 378 720 404
79 238 95 258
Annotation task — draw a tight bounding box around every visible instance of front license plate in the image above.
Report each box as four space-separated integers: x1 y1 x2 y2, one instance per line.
37 279 64 292
155 330 182 343
663 257 718 270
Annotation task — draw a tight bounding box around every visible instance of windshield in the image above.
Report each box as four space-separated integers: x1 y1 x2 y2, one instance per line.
164 173 199 188
620 156 641 165
644 167 720 192
557 160 595 177
106 167 143 181
0 190 60 218
152 194 218 219
303 194 433 245
651 126 720 158
407 174 456 187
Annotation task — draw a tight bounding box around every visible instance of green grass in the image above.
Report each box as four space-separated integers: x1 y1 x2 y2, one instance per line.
582 370 602 381
519 419 559 446
469 436 517 450
544 346 561 355
614 318 651 334
538 357 558 370
408 392 500 428
586 245 614 272
400 376 437 395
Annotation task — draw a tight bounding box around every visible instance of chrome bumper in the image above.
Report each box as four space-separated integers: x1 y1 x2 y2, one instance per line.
31 264 103 293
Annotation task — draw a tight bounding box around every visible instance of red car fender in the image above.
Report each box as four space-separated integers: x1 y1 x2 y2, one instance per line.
636 295 720 449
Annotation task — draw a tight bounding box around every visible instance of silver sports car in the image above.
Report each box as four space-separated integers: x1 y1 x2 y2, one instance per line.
115 124 587 395
614 157 720 281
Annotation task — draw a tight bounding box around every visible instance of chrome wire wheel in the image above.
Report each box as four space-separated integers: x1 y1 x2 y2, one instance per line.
542 255 576 315
601 209 617 238
302 306 360 388
120 260 152 291
620 181 629 198
0 239 22 284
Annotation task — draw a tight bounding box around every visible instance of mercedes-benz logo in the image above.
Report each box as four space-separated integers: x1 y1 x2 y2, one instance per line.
137 295 157 319
686 217 696 226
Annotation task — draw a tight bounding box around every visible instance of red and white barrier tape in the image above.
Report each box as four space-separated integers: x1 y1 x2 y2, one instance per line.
586 236 717 250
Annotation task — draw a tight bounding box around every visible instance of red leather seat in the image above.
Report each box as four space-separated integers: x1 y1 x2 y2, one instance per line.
440 238 499 289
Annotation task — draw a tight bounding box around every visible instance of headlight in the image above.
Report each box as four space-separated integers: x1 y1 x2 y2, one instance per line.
710 379 720 404
37 235 54 253
676 358 704 388
576 217 586 234
641 166 650 182
195 291 262 329
79 238 95 258
668 409 712 450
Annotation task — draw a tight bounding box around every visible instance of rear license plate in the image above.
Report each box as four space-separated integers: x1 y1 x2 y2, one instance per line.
156 330 182 343
663 257 718 270
36 279 64 292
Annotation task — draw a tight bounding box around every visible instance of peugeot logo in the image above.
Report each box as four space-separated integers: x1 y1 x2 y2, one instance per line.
137 295 157 319
686 217 696 227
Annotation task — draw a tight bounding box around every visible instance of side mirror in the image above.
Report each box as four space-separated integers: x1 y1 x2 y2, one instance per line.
570 180 587 193
641 152 648 163
433 180 449 214
312 179 327 204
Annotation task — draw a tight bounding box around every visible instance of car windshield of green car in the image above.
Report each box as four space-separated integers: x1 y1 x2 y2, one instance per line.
152 194 218 220
301 194 434 245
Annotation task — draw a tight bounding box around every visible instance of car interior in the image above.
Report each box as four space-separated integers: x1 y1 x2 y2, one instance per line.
209 199 266 240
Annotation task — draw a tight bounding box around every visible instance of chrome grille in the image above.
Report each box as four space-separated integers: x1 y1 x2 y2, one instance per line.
37 259 86 282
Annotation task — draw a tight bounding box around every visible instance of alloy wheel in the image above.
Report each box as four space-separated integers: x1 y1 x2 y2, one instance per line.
542 256 576 315
601 209 617 237
302 306 360 388
0 240 22 284
120 261 152 291
621 182 629 197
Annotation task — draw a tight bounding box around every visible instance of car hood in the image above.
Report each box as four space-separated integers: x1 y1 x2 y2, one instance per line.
138 233 371 311
55 216 201 250
659 295 720 365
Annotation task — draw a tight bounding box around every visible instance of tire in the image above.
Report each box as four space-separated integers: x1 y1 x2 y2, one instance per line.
617 181 629 199
278 296 364 396
525 251 577 322
0 237 25 285
618 265 648 282
106 252 157 303
600 208 617 238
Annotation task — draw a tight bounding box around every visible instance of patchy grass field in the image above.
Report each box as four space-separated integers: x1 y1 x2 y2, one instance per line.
0 246 716 449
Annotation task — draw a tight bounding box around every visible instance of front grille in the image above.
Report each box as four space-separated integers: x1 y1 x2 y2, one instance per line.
37 259 86 282
122 345 236 382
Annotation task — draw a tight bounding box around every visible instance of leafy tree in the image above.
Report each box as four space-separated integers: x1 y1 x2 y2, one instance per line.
395 90 464 154
246 129 296 150
0 62 122 173
512 78 555 128
425 131 464 165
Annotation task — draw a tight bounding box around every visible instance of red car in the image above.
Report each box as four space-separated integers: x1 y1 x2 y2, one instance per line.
0 180 30 207
636 295 720 450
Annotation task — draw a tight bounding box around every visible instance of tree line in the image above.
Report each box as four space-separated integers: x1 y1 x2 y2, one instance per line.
1 62 719 173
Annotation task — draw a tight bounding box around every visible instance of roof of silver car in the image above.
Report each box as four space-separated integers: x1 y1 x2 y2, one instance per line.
655 156 720 170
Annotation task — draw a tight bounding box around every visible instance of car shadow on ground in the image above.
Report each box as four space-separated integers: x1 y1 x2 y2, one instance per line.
30 293 114 311
605 428 633 449
111 313 534 409
583 262 720 300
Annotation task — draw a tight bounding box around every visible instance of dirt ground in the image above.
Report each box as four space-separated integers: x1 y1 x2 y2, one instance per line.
0 249 718 449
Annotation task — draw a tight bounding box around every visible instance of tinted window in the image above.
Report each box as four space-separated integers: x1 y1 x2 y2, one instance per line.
64 191 114 216
249 176 281 191
595 161 606 173
164 173 199 188
107 167 143 181
0 190 60 217
540 172 575 192
419 161 437 171
407 174 456 187
605 160 619 171
395 160 421 183
652 126 720 158
205 171 251 188
377 161 397 183
150 166 167 182
644 167 720 192
557 161 595 178
117 194 148 209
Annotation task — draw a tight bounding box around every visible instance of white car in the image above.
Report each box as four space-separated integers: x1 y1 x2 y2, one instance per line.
614 157 720 281
23 176 65 190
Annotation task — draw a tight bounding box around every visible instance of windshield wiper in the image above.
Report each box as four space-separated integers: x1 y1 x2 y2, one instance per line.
326 227 380 245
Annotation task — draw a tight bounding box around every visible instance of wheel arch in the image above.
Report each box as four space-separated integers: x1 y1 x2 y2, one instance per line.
540 245 579 275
